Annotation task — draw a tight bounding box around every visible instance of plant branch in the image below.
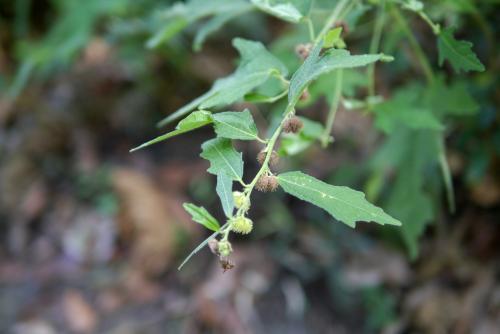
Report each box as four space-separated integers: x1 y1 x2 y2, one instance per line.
321 69 343 147
391 6 434 84
368 0 386 97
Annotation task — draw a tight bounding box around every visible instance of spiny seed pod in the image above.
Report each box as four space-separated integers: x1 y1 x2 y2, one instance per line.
233 191 250 211
295 43 312 60
231 216 253 234
257 150 279 167
299 89 310 101
283 116 303 134
255 175 279 192
218 240 232 257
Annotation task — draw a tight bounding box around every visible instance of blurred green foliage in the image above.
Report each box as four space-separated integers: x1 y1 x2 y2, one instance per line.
2 0 498 261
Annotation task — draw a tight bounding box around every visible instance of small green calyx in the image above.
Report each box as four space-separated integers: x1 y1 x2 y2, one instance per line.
230 216 253 234
217 240 232 257
233 191 250 211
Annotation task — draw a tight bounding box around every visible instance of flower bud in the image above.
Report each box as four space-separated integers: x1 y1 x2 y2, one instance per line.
231 216 253 234
233 191 249 210
299 88 310 101
295 43 312 60
283 116 303 134
217 240 232 257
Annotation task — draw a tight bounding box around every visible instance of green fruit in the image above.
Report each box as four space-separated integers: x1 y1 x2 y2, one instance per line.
231 216 253 234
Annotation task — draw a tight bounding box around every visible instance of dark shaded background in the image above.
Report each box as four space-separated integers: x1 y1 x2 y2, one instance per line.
0 1 499 333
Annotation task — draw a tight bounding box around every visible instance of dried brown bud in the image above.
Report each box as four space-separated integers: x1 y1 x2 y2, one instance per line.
283 116 303 134
299 88 310 101
295 43 312 60
208 239 219 255
220 259 235 273
257 150 279 167
255 175 279 192
333 21 349 35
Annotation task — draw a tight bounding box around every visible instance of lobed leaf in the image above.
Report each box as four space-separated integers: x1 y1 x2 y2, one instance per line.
130 110 212 152
437 27 484 73
213 109 260 141
288 43 382 105
200 137 244 181
158 38 287 127
424 79 479 116
147 0 251 48
278 171 401 228
251 0 311 23
183 203 221 232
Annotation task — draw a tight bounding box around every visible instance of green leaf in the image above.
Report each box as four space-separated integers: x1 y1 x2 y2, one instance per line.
424 79 479 116
213 109 260 141
216 174 234 217
277 171 401 228
381 130 438 258
130 110 212 152
146 17 188 49
148 0 251 48
200 137 244 181
158 38 287 127
183 203 221 232
324 27 342 48
193 11 244 51
251 0 311 23
288 43 382 105
437 27 485 73
375 107 443 133
373 88 444 133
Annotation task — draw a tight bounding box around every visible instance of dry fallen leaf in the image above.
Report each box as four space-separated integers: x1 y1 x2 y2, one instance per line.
62 289 98 334
112 167 192 276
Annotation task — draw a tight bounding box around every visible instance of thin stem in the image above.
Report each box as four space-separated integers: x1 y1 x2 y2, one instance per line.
417 11 440 35
321 70 343 147
367 0 386 97
438 137 456 213
243 104 295 202
306 18 315 42
391 6 434 84
393 5 454 214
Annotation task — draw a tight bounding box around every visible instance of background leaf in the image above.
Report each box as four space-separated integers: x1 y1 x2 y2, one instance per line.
251 0 311 23
147 0 251 48
278 171 401 228
373 88 444 133
437 27 485 73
